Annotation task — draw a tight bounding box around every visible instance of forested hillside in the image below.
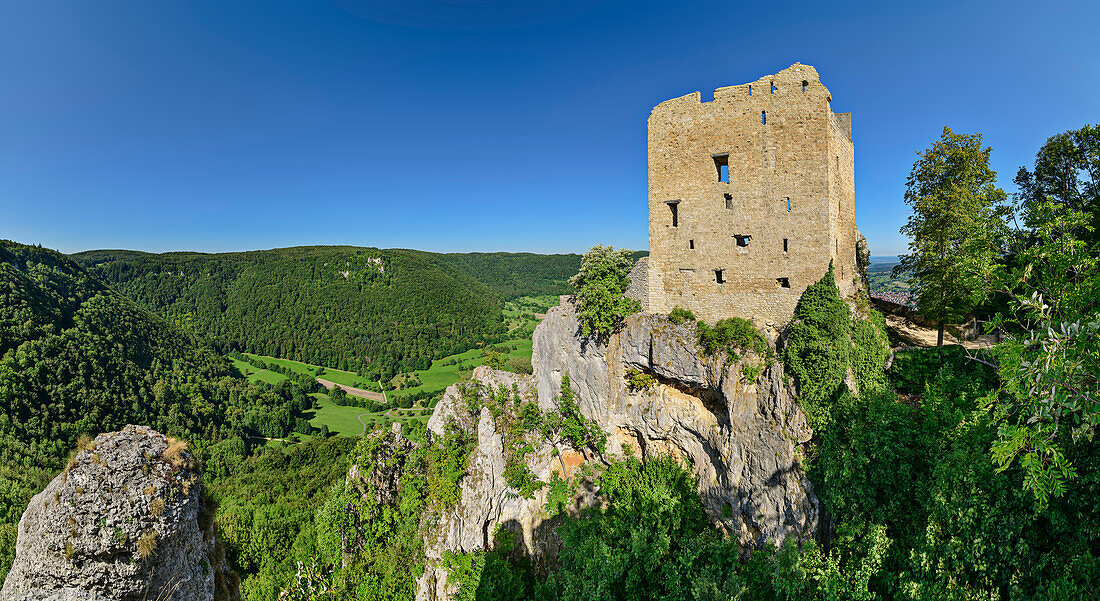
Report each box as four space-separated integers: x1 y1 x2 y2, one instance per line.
72 247 527 379
0 240 319 581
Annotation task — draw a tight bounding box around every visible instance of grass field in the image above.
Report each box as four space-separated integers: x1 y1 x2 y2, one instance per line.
306 392 432 437
242 353 379 390
230 357 289 385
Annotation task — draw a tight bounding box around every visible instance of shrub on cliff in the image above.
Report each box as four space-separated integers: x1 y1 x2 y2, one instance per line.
782 262 889 431
569 245 640 338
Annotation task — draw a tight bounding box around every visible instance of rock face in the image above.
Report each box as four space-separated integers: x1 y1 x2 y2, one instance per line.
414 299 819 599
533 300 818 545
2 425 235 601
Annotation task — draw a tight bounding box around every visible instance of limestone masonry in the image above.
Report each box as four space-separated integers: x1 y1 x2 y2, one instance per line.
642 63 858 325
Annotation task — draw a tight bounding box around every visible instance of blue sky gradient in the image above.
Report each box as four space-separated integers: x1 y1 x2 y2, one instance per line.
2 0 1097 256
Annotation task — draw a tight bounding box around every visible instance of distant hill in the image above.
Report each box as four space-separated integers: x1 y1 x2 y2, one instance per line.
0 240 322 579
70 246 626 378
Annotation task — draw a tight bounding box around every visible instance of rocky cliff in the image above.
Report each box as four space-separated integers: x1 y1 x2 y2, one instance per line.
1 425 236 601
412 299 819 599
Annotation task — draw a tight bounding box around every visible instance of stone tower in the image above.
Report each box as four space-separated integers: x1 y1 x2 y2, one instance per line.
643 63 857 326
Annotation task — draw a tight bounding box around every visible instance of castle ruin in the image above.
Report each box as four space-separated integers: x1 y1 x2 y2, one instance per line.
639 63 858 325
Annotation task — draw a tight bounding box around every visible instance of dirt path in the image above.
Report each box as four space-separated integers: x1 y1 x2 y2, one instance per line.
885 314 997 349
317 378 387 403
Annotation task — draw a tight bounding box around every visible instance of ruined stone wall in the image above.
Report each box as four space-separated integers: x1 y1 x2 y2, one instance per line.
646 63 857 325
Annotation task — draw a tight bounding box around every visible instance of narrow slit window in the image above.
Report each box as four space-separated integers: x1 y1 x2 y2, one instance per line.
689 239 694 249
715 270 725 284
770 81 776 94
777 277 790 289
735 235 751 248
713 154 730 182
783 238 788 253
748 84 752 96
667 201 679 227
761 111 766 125
724 193 733 209
802 80 808 92
785 197 791 212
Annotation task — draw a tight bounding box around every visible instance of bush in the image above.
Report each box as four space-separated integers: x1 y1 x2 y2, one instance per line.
626 369 657 391
668 306 696 325
570 245 640 338
696 317 770 360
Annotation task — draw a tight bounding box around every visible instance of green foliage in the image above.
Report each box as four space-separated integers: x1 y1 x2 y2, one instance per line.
547 455 744 601
1014 124 1100 244
540 375 607 456
696 316 771 364
480 349 507 371
308 421 474 600
625 368 656 391
569 245 640 338
73 246 515 377
0 240 323 580
207 435 357 600
894 127 1007 343
782 264 879 430
668 306 696 325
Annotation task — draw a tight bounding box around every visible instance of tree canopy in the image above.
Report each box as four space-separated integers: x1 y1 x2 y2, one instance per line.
895 127 1007 345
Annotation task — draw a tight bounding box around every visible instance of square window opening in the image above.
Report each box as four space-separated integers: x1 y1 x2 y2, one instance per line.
715 269 725 284
777 277 790 289
713 154 730 182
734 235 751 248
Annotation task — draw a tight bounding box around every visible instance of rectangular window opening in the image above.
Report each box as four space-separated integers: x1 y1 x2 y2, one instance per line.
715 269 725 284
802 80 808 93
770 81 776 94
689 239 694 249
783 238 788 253
761 111 766 125
713 154 730 182
734 235 751 248
777 277 790 289
666 200 679 227
724 193 733 209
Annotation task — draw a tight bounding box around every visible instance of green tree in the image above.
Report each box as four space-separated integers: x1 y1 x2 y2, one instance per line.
1014 124 1100 243
569 245 640 338
895 127 1007 345
984 127 1100 508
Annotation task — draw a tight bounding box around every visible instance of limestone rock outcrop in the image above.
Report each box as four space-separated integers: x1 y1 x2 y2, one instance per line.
1 425 236 601
413 298 819 599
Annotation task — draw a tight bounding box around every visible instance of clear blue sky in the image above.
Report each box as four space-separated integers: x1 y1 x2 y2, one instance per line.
2 1 1097 256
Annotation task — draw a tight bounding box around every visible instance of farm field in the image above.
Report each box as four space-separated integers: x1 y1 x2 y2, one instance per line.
230 357 289 385
241 353 379 390
306 392 432 437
